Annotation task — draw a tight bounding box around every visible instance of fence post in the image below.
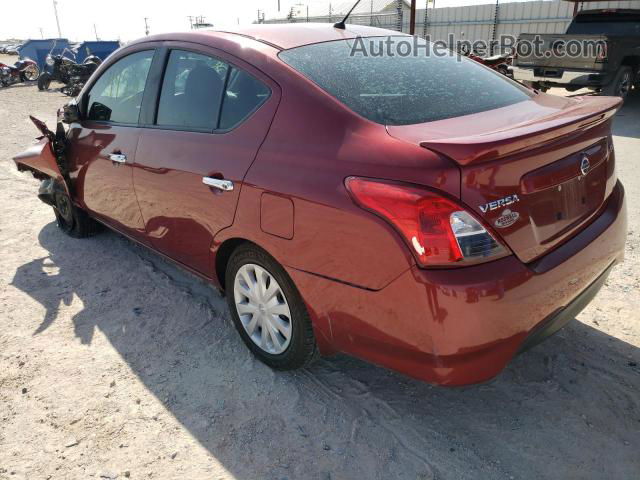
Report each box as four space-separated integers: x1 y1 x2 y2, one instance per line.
490 0 500 55
396 0 403 32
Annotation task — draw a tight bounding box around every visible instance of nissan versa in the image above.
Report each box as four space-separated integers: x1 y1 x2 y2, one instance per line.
13 24 626 386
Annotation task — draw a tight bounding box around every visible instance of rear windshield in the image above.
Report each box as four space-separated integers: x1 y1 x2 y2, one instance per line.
567 14 640 36
279 37 531 126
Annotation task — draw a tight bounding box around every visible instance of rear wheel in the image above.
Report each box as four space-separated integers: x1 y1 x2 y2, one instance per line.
602 66 633 99
53 190 101 238
225 244 318 370
37 72 52 91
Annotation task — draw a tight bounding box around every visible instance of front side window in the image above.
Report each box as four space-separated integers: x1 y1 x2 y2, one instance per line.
157 50 229 131
86 50 154 124
279 37 532 126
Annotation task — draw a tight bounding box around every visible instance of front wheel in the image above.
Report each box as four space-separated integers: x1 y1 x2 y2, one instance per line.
21 64 40 81
226 244 318 370
37 72 52 91
52 189 101 238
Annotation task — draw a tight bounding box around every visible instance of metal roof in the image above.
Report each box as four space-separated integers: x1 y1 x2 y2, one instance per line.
273 0 411 19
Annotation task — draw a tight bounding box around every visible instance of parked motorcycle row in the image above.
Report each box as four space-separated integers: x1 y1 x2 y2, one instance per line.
37 47 102 97
0 58 39 87
0 40 111 95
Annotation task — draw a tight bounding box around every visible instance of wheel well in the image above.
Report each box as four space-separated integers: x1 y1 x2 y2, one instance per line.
215 238 250 291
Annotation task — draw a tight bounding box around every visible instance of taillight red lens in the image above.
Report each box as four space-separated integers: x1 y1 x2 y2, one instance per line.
345 177 509 267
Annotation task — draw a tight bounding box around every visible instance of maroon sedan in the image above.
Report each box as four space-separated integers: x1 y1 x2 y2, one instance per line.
14 24 626 386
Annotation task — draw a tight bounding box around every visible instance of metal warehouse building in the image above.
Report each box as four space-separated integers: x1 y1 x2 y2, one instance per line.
264 0 640 47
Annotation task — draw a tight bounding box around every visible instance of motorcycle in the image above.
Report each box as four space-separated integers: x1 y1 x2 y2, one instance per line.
460 46 513 77
38 45 102 97
0 58 40 87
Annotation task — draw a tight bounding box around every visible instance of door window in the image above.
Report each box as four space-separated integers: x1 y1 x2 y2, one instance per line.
86 50 154 124
156 50 229 131
219 67 271 130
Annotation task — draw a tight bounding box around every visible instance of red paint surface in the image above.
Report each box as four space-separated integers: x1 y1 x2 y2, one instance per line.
14 25 627 386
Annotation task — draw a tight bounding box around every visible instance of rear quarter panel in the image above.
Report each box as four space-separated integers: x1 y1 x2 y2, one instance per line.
214 60 460 291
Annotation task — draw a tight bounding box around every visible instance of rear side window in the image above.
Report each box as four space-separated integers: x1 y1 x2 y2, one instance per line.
279 37 531 126
86 50 154 124
157 50 229 131
219 68 271 130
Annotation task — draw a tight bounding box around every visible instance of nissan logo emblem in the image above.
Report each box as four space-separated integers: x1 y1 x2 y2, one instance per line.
580 154 591 176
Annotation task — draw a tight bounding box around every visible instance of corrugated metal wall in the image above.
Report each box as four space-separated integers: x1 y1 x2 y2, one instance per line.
265 0 640 47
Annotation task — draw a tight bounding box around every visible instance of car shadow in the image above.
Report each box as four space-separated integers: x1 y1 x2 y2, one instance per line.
10 222 640 479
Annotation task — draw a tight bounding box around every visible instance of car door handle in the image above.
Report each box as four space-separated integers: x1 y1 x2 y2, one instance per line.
202 177 234 191
109 153 127 164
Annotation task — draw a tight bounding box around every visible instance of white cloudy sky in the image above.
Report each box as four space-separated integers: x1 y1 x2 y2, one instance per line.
2 0 536 42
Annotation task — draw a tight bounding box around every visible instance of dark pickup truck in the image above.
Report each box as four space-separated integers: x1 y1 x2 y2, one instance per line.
511 9 639 98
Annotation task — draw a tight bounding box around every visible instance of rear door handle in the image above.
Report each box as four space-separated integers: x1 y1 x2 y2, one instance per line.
203 177 234 191
109 153 127 164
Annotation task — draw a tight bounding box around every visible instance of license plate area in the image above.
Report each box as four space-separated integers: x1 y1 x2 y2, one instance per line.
521 139 608 245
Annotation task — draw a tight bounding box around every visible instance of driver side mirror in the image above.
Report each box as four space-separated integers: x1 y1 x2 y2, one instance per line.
59 101 81 124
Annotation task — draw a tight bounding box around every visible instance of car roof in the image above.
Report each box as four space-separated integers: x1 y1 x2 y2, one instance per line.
135 23 405 52
216 23 406 50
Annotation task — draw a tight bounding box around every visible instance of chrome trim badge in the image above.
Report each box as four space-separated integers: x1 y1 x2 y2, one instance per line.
479 194 520 213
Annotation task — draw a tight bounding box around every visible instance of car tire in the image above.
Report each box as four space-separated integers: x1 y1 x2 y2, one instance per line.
602 66 633 99
53 190 101 238
225 243 318 370
37 72 52 91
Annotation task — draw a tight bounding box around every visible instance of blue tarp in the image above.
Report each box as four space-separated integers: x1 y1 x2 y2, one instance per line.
74 41 120 63
18 39 71 71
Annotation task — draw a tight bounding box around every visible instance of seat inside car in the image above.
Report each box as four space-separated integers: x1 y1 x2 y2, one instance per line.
161 63 224 130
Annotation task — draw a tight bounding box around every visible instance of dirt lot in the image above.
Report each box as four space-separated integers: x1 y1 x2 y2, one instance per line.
0 57 639 479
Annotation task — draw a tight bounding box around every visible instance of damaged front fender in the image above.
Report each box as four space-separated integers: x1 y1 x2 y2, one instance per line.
13 116 71 199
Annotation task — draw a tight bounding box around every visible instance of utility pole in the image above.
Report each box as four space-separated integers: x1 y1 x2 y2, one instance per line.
93 24 99 40
409 0 416 35
52 0 62 37
39 27 44 39
144 17 150 36
187 15 194 29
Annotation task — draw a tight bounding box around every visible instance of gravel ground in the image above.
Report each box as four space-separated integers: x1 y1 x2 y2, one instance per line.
0 60 639 479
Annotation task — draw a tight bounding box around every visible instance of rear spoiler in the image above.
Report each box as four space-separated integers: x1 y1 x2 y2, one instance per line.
420 96 621 166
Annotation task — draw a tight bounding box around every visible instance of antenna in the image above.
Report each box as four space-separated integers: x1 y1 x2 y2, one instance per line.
333 0 363 30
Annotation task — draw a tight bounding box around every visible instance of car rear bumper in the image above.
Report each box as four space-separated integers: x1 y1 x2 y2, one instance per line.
288 181 627 386
511 66 610 87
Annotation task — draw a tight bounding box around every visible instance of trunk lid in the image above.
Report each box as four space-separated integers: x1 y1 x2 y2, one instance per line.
515 33 607 71
387 94 621 263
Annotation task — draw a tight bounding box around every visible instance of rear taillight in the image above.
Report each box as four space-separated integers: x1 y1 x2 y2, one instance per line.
345 177 510 268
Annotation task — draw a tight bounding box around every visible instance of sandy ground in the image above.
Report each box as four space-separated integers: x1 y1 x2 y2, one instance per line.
0 57 639 479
